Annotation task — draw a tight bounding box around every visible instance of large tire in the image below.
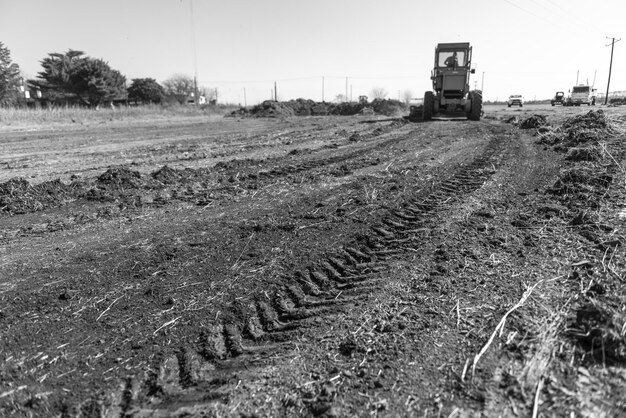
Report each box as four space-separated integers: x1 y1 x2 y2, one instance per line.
467 91 482 121
423 91 434 121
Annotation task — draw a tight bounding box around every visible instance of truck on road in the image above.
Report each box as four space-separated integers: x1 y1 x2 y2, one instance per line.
564 85 596 106
551 91 565 106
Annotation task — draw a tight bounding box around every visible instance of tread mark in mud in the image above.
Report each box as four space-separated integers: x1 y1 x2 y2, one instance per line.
72 132 510 415
274 289 315 320
320 261 346 283
372 226 395 239
223 324 245 357
293 270 323 296
383 218 408 229
327 256 354 275
200 324 228 360
245 312 266 340
285 284 308 307
309 270 333 289
256 300 297 333
339 250 360 266
344 247 372 262
156 355 185 395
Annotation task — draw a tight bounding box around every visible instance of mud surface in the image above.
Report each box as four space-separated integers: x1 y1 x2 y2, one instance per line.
1 105 626 417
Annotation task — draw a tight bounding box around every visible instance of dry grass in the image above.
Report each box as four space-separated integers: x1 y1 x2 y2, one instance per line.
0 104 238 129
486 130 626 416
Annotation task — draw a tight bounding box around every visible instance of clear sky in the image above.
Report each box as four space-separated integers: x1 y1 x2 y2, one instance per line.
1 0 624 104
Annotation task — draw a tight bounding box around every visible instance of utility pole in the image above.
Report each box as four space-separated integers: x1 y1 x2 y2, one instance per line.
481 72 485 92
274 82 278 102
243 87 247 107
188 0 199 105
605 37 621 105
345 77 348 102
322 76 325 102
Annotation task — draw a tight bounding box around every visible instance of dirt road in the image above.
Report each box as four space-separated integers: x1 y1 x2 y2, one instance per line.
1 105 625 417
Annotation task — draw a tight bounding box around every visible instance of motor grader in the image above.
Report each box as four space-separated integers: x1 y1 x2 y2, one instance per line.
410 42 482 121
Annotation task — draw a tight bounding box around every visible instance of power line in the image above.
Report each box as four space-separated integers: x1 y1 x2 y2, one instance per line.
199 76 321 84
501 0 580 30
197 75 420 84
542 0 588 26
502 0 556 25
527 0 554 14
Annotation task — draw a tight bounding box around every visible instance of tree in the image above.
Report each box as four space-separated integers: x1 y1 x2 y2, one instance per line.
162 74 194 95
128 78 165 103
70 58 127 106
162 74 195 104
31 50 127 106
0 42 22 106
370 87 388 100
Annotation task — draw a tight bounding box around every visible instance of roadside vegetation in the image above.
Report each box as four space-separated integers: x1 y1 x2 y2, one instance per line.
0 103 238 128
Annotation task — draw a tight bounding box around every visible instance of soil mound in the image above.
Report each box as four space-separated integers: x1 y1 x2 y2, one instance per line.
250 101 296 118
330 102 366 116
548 166 612 197
227 99 406 118
539 110 616 149
288 99 333 116
0 178 74 214
519 114 548 129
152 165 183 184
561 110 614 146
97 166 142 188
370 99 406 116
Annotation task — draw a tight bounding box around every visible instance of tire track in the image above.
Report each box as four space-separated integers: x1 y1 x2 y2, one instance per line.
69 130 508 417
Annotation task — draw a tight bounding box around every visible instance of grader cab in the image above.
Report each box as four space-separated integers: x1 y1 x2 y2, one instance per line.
414 42 482 121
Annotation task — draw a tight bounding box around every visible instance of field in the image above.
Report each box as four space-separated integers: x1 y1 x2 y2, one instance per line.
1 103 625 417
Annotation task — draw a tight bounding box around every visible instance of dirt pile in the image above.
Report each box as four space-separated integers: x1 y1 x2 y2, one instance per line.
151 165 183 184
538 110 616 148
0 178 76 215
329 101 365 116
519 114 548 129
97 166 143 188
227 99 406 118
369 99 406 116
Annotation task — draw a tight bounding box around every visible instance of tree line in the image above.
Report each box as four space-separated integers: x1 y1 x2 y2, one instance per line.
0 42 214 107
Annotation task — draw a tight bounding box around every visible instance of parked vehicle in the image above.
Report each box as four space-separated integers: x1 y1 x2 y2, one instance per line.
563 85 596 106
507 95 523 107
551 91 565 106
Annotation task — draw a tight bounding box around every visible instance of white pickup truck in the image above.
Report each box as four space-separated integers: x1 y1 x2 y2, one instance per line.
507 94 524 107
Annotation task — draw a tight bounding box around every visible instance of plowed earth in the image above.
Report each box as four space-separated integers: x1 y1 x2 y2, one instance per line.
1 105 626 417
